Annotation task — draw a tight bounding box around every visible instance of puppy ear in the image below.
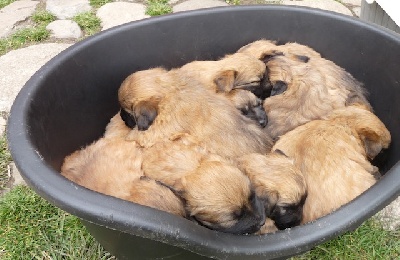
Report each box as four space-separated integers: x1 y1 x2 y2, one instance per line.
134 99 158 131
119 109 136 129
259 50 284 63
294 55 310 63
352 113 391 159
214 70 238 93
270 81 288 96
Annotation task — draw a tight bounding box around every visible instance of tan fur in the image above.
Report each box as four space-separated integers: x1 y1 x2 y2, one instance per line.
61 114 186 217
238 152 306 208
142 133 265 233
238 39 321 60
272 105 391 223
238 39 371 139
179 52 266 93
121 71 272 160
256 218 279 235
118 53 268 129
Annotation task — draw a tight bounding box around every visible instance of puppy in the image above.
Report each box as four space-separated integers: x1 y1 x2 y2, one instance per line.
271 105 391 223
119 53 269 130
238 151 307 231
142 133 266 234
61 114 186 217
179 52 270 99
120 70 273 160
238 39 371 139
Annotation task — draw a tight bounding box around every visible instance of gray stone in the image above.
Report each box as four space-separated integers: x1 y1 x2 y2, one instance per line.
281 0 353 16
0 43 72 113
173 0 228 13
169 0 181 4
0 0 40 38
46 20 83 39
97 2 150 31
341 0 361 6
375 196 400 231
46 0 91 19
10 162 27 186
0 116 6 136
353 6 361 17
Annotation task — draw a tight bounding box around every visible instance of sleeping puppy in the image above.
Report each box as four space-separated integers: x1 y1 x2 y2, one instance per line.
119 69 273 160
237 39 371 139
142 133 266 234
238 39 321 61
119 53 269 130
271 105 391 223
238 151 307 231
61 114 186 217
179 52 271 100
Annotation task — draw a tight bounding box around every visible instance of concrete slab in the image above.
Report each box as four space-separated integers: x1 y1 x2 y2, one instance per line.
281 0 353 16
97 2 150 31
375 196 400 231
0 43 72 113
173 0 228 13
46 20 82 39
46 0 91 19
0 0 40 38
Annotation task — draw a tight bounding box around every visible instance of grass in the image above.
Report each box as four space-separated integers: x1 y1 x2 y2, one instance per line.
0 186 114 259
146 0 173 16
293 220 400 259
90 0 113 8
226 0 241 5
31 10 56 26
0 9 57 56
0 133 12 194
73 11 102 37
0 133 12 191
0 0 15 9
0 185 398 259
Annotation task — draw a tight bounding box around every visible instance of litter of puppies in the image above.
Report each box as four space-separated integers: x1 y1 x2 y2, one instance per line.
61 39 391 235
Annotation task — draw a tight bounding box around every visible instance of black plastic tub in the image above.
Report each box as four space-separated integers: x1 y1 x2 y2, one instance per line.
7 5 400 260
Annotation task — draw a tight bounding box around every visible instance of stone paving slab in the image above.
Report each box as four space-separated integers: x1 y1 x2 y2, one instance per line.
173 0 228 13
281 0 353 16
46 0 91 19
46 20 83 39
0 43 72 113
0 0 39 38
97 2 149 31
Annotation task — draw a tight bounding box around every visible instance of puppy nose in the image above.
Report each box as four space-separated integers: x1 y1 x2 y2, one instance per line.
255 108 268 127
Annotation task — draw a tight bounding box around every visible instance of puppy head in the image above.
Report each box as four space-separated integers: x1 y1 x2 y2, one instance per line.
128 176 187 217
237 151 307 230
118 68 169 130
326 105 391 160
227 89 267 127
176 158 266 234
214 53 270 99
237 39 320 61
262 52 370 139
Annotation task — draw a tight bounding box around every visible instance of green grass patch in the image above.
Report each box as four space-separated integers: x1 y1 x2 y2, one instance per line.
0 0 15 9
146 0 172 16
0 133 12 191
225 0 241 5
90 0 113 8
73 11 102 36
0 26 50 55
0 186 114 259
292 219 400 259
0 8 56 56
31 10 56 26
1 185 398 259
